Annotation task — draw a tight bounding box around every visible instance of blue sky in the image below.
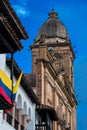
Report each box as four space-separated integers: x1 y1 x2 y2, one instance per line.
9 0 87 129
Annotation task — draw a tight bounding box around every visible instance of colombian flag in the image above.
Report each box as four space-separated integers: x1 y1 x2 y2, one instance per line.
0 69 22 109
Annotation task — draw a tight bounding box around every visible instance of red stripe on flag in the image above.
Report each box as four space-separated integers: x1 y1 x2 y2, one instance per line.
0 86 12 105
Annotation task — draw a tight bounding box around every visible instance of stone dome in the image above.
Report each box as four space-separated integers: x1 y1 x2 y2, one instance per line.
35 9 69 42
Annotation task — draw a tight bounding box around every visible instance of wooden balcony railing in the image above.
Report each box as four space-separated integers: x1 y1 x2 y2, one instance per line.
6 113 25 130
21 125 25 130
14 119 19 130
7 113 13 125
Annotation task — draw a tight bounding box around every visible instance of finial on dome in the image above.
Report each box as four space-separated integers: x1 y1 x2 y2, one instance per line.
48 8 58 18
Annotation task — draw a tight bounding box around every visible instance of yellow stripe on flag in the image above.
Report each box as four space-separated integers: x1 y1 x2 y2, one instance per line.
13 72 22 94
0 69 12 90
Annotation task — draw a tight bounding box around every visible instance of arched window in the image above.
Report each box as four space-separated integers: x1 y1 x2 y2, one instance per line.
27 107 31 121
16 94 22 109
22 101 27 115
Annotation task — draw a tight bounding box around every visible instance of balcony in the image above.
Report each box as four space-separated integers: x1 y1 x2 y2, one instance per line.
36 104 57 130
6 113 25 130
36 124 51 130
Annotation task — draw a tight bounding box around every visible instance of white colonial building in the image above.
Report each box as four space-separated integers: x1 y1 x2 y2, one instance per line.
0 54 39 130
0 55 39 130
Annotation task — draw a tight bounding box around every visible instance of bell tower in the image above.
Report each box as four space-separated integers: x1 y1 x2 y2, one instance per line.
31 9 75 89
31 9 77 130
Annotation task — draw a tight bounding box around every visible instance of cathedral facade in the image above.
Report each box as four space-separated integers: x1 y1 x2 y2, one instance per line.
30 9 77 130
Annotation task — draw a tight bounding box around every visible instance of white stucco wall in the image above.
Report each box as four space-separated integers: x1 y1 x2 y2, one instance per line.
15 84 36 130
0 54 6 71
26 106 36 130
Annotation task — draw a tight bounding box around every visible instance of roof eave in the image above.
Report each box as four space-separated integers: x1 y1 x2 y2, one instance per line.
1 0 28 39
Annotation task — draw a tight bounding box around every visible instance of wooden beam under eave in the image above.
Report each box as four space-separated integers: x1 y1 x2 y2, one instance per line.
0 0 28 39
0 33 14 53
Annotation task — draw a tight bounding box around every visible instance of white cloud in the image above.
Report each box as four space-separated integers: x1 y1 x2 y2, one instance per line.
13 5 30 17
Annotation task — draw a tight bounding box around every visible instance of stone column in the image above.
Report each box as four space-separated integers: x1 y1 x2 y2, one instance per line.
17 108 22 130
44 66 47 104
3 112 7 121
36 61 42 102
12 102 16 127
72 106 76 130
65 105 68 122
52 87 55 108
22 114 27 129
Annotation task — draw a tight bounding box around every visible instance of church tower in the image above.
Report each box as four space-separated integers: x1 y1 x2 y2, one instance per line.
31 9 77 130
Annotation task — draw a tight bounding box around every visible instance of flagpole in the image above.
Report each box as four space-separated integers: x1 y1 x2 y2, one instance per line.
11 53 14 103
